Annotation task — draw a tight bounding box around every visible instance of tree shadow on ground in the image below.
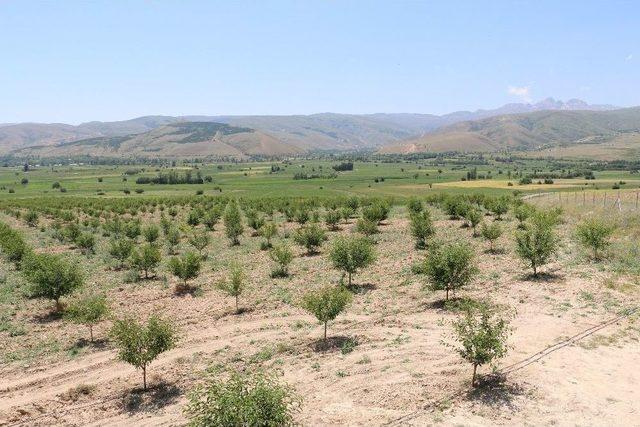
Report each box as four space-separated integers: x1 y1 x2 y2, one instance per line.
423 296 479 312
464 374 525 411
33 310 63 324
349 282 376 294
522 270 565 283
483 248 507 255
174 283 200 296
308 335 352 353
122 381 182 414
74 337 109 350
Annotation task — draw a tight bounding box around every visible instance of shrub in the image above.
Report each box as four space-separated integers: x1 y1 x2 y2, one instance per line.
449 306 511 387
109 238 134 268
217 265 245 313
329 236 375 287
22 253 83 311
64 293 109 342
576 217 615 260
302 285 352 341
168 251 201 292
184 371 301 427
480 222 503 253
110 315 177 390
515 219 558 277
223 202 244 245
270 243 294 278
423 242 477 301
130 243 162 279
293 223 326 255
409 210 435 249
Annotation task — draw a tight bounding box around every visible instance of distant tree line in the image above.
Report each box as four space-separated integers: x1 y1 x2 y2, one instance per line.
136 170 210 185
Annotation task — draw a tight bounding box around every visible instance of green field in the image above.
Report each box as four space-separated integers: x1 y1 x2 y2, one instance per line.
1 157 638 202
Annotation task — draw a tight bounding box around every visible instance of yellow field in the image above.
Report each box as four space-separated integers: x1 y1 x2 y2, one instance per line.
433 179 640 191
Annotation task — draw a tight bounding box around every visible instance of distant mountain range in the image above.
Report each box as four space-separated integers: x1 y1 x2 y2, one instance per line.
4 98 637 159
379 107 640 159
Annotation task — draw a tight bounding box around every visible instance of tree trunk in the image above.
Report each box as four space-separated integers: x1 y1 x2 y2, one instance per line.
324 321 328 341
235 295 239 313
89 325 94 342
472 364 478 387
55 298 62 313
143 365 147 391
445 288 449 301
348 272 352 287
532 263 537 277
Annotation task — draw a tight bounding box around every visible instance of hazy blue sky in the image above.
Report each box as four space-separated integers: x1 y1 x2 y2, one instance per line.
1 0 638 123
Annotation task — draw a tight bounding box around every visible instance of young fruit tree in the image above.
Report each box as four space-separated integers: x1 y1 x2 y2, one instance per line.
165 227 181 254
64 293 109 342
184 371 301 427
75 232 96 255
22 253 84 312
409 209 435 249
449 306 511 387
464 208 482 236
355 218 378 236
301 285 352 342
188 230 210 258
142 224 160 243
168 251 201 292
324 209 341 231
0 221 31 267
515 219 557 277
487 196 509 220
423 242 478 301
203 209 221 231
223 201 244 245
110 315 177 391
328 236 376 287
270 243 294 278
575 217 615 260
480 221 503 253
130 243 162 279
217 265 245 314
293 223 327 255
259 222 278 249
109 238 134 269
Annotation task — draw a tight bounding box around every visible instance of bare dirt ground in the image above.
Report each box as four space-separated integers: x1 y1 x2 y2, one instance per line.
1 206 639 426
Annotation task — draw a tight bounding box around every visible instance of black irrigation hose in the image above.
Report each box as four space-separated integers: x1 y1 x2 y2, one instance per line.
384 306 638 426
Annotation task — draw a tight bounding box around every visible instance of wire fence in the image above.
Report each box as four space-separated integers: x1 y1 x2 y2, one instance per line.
526 189 640 214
